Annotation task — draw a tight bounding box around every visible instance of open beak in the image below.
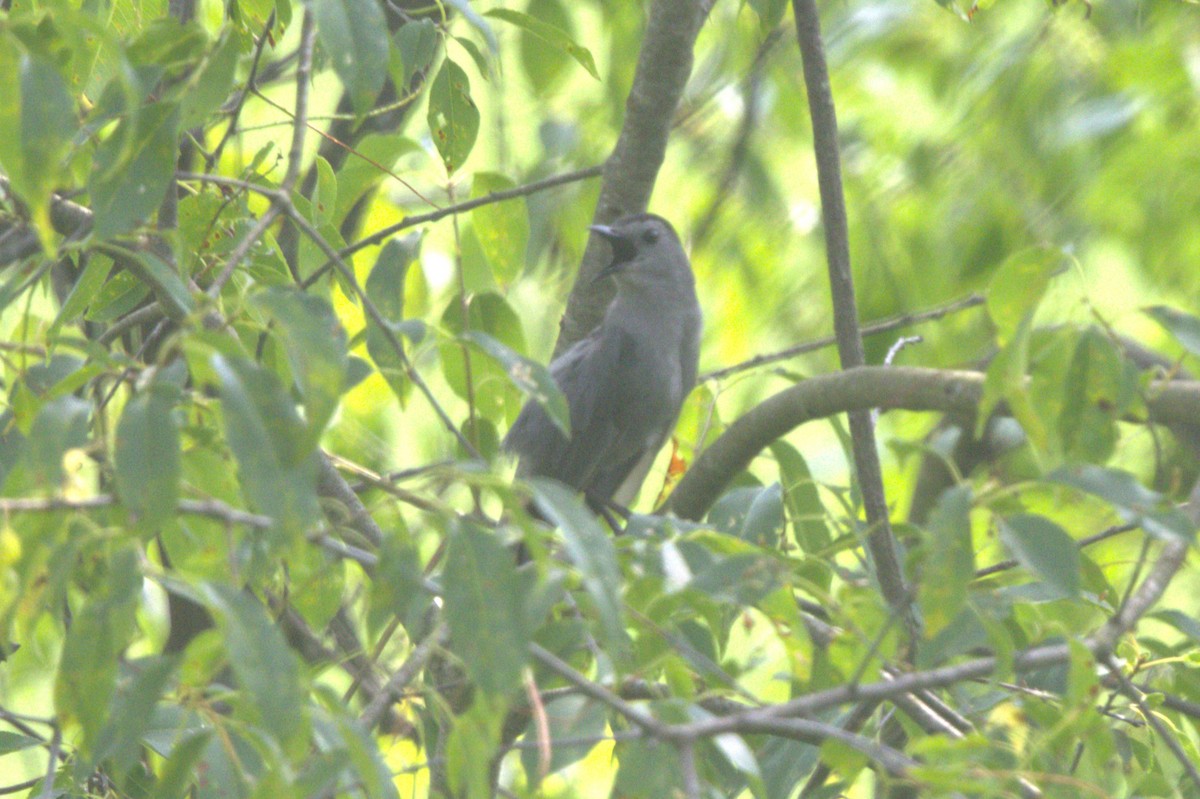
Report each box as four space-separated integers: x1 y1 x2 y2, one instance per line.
590 224 636 283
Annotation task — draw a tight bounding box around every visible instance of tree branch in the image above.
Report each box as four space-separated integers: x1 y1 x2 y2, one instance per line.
790 0 910 629
664 366 1200 521
554 0 713 357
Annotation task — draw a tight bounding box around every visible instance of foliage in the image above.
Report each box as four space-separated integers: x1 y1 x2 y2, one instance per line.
0 0 1199 797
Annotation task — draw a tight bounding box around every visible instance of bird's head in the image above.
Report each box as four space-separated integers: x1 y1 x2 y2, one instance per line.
589 214 690 287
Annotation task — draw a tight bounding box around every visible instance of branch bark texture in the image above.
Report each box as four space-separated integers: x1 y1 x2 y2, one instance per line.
554 0 711 357
790 0 909 622
664 366 1200 521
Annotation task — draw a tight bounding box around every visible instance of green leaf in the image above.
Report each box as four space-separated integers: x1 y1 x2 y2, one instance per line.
471 172 529 283
918 486 975 637
771 441 830 553
0 48 76 250
365 235 422 403
331 133 421 224
998 514 1080 599
202 583 309 753
86 266 151 323
0 731 42 755
54 546 140 755
443 520 529 696
1146 305 1200 360
446 0 499 55
152 731 212 799
26 395 90 489
331 715 402 799
310 0 389 113
115 383 181 529
740 482 785 547
91 656 178 774
394 18 438 89
707 485 785 546
1058 329 1133 463
484 8 599 80
90 101 181 238
50 256 114 335
613 739 683 798
439 292 527 419
454 35 492 80
121 248 195 321
211 352 321 541
427 58 480 174
250 288 349 445
180 33 241 128
531 480 628 657
464 330 569 437
978 311 1048 452
986 247 1064 344
311 155 337 227
517 0 574 92
748 0 788 29
446 697 504 799
1045 465 1195 542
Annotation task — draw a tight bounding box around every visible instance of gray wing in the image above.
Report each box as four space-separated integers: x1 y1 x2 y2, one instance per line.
503 326 625 493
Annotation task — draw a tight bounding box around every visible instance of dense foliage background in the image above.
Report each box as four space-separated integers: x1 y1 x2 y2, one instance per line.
2 0 1200 796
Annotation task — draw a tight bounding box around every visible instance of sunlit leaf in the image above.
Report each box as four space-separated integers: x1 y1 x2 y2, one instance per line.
427 58 480 174
484 8 598 80
985 247 1064 344
1146 305 1200 360
471 171 530 284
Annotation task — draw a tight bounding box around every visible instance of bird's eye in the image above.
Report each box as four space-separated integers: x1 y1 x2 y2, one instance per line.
642 229 659 245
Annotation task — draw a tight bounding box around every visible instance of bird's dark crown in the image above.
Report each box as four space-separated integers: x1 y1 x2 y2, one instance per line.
610 213 681 243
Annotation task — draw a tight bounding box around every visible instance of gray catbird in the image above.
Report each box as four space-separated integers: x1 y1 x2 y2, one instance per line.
505 214 702 509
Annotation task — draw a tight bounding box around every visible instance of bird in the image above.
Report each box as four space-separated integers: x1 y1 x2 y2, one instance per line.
504 213 702 511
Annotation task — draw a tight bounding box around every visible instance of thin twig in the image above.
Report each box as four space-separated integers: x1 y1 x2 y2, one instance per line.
974 521 1140 579
360 620 449 730
0 495 273 527
702 293 985 382
529 643 668 737
209 10 277 169
205 10 316 298
791 0 910 629
1105 654 1200 792
279 202 479 457
326 163 604 269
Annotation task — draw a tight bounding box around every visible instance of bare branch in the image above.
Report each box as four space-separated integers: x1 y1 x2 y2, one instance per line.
360 620 449 730
0 495 273 528
790 0 909 629
665 366 1200 521
701 293 985 382
332 164 603 267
